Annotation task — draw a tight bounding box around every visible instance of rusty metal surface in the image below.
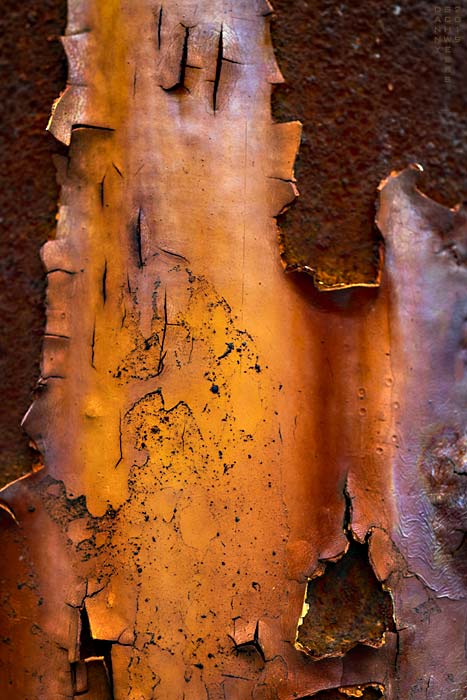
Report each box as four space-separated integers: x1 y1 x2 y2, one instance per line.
2 1 466 473
272 0 467 289
297 541 395 660
0 1 397 696
1 2 466 698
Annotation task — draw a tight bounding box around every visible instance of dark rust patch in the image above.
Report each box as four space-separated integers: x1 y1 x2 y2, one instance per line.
0 0 66 486
272 0 467 289
297 540 395 659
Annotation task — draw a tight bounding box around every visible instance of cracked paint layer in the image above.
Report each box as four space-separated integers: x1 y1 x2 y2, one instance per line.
1 0 466 698
296 491 395 661
0 0 373 697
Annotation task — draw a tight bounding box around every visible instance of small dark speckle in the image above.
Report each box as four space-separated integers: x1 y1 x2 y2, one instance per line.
27 505 36 513
218 342 234 360
210 384 219 394
254 363 261 372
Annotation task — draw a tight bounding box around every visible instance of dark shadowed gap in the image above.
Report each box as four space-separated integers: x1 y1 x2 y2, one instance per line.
75 605 114 699
301 686 384 700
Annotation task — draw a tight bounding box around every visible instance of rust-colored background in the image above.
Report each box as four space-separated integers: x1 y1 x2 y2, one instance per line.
272 0 467 286
0 0 66 485
1 0 466 484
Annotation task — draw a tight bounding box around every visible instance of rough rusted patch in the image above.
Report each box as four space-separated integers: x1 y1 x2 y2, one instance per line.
0 0 66 487
297 540 395 659
271 0 467 289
